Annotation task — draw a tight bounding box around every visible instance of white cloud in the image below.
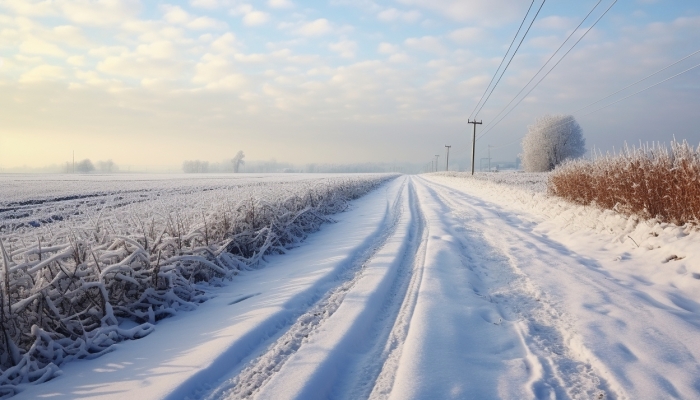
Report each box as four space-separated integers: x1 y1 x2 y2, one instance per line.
388 53 410 63
96 46 186 80
192 53 247 90
188 16 228 30
163 5 191 24
535 16 575 30
329 40 357 58
396 0 525 25
404 36 447 54
295 19 333 36
378 42 399 54
89 46 129 58
268 0 293 9
20 37 65 57
211 32 237 53
19 65 64 83
234 53 267 63
67 55 85 66
136 41 176 60
244 11 270 26
190 0 221 9
52 25 92 47
162 5 227 30
447 27 483 44
61 0 141 26
377 8 421 23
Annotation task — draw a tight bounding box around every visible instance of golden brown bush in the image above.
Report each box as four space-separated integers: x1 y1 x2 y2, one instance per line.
548 140 700 225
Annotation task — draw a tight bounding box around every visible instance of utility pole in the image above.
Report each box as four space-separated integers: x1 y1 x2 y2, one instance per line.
468 119 482 175
72 150 75 174
445 145 451 171
488 145 492 172
434 155 439 172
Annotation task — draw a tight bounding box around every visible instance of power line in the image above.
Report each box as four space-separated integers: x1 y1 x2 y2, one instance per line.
483 59 700 153
477 0 619 140
472 0 547 119
477 0 603 131
468 0 536 120
580 60 700 117
573 47 700 114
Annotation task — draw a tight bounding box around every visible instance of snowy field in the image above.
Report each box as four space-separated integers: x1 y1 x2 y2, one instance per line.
6 172 700 399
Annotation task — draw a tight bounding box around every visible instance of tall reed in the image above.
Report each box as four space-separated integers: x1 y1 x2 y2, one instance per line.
548 140 700 225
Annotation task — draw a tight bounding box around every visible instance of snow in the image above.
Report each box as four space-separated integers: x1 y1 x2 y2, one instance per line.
10 172 700 399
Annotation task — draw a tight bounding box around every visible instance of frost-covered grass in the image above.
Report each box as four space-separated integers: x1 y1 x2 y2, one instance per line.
549 141 700 225
429 171 549 193
0 173 396 397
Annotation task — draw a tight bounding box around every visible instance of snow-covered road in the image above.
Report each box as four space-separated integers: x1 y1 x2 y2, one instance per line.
17 175 700 399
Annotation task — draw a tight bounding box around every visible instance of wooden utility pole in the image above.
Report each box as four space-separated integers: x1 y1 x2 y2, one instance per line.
488 144 492 172
445 145 451 171
468 119 482 175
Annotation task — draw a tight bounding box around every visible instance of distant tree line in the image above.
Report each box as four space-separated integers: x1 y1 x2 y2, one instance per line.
64 159 119 173
182 160 209 173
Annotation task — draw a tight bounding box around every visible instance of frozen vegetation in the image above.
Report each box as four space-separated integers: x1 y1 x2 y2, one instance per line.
0 173 395 397
5 171 700 400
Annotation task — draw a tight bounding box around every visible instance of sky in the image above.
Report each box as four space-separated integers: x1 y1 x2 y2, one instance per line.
0 0 699 170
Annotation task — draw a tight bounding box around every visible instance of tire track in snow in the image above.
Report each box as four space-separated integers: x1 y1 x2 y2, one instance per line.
417 176 618 399
331 177 428 400
199 178 409 400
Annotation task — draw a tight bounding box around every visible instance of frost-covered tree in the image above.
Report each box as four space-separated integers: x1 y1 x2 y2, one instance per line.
97 159 118 173
182 160 209 173
521 114 586 172
232 151 245 173
76 159 95 173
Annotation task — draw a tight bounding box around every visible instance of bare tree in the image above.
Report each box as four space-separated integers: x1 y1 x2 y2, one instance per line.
521 114 586 172
232 151 245 173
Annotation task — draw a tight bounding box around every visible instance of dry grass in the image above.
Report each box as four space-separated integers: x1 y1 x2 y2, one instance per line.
548 140 700 225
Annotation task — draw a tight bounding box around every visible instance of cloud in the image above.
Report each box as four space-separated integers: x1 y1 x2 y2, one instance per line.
61 0 141 26
67 55 85 66
377 42 399 54
96 45 187 80
190 0 221 9
404 36 447 54
136 41 176 60
535 16 576 30
188 16 228 30
163 5 190 24
268 0 293 9
162 5 227 30
388 53 410 63
19 65 65 83
192 53 247 90
20 37 65 57
211 32 237 53
244 11 270 26
230 5 270 27
447 27 483 44
396 0 525 25
295 19 333 36
377 8 421 23
329 40 357 58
